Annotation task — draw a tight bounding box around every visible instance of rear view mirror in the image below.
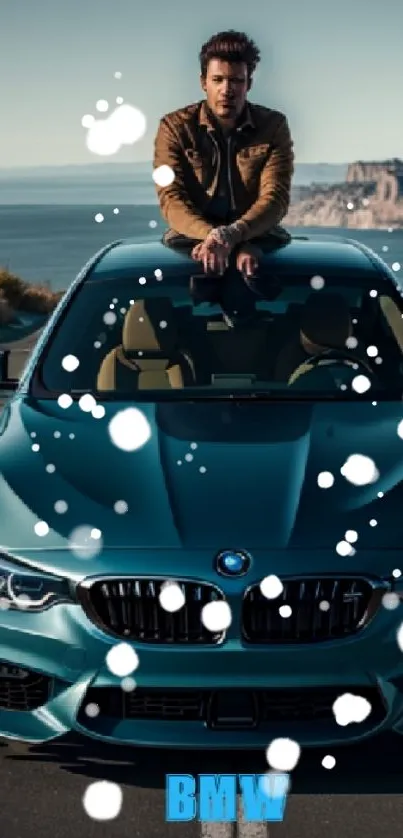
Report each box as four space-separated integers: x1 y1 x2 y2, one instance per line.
189 274 224 306
242 273 282 301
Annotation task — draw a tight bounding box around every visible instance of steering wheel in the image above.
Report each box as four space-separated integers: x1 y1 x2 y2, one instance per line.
288 348 375 387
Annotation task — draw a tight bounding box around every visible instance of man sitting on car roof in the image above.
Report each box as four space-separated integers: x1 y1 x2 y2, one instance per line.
153 30 294 280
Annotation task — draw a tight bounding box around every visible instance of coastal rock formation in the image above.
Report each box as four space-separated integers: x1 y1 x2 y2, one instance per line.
285 158 403 228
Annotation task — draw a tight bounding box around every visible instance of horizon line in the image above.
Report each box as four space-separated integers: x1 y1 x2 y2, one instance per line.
0 159 361 172
1 157 402 175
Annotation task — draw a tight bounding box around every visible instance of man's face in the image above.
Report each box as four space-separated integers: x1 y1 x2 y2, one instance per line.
201 58 249 124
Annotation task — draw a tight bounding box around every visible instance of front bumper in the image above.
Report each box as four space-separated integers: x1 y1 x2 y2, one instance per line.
2 589 403 750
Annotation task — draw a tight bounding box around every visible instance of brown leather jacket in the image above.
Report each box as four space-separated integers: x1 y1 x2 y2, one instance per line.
153 99 294 245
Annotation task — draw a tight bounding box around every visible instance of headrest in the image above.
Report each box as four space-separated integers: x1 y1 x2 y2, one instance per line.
122 298 178 354
301 292 351 348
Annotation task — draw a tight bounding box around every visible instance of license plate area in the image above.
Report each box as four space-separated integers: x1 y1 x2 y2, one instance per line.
206 690 259 730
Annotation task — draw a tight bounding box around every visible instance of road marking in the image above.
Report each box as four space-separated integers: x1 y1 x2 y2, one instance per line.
237 795 269 837
200 796 269 838
200 823 235 838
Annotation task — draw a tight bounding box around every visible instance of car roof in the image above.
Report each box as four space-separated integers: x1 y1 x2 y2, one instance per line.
84 233 400 288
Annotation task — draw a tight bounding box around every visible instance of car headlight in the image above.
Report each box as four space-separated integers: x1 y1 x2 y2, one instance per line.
0 553 74 612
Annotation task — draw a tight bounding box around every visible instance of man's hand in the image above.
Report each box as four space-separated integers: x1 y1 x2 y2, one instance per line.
192 237 262 278
191 232 231 275
235 244 261 278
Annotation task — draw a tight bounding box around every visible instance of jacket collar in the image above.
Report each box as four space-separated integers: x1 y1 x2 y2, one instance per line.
198 100 255 133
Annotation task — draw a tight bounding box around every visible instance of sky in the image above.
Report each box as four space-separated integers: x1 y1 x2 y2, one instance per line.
0 0 401 168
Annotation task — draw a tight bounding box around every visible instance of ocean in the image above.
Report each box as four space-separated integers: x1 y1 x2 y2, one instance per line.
0 204 402 291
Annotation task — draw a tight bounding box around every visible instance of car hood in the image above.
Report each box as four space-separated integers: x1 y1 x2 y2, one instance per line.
0 397 403 576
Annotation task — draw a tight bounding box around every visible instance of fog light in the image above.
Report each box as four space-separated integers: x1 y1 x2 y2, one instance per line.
0 663 29 680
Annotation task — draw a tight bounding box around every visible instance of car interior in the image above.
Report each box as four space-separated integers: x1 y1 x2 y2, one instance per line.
90 283 403 394
36 274 403 396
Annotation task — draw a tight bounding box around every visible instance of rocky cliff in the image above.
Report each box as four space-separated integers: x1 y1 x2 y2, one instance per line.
285 158 403 228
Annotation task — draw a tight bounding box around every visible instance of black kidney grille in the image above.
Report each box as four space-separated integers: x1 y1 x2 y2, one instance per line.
80 578 225 644
242 577 377 643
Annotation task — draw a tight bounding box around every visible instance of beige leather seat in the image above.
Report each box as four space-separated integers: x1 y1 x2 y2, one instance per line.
97 298 195 391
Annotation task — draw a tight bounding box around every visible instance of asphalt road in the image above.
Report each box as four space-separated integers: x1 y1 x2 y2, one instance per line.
2 732 403 837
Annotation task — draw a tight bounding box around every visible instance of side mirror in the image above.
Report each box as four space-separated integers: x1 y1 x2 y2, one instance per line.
0 350 20 393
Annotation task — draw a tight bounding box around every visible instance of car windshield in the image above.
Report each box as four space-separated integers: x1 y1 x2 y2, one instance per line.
36 267 403 401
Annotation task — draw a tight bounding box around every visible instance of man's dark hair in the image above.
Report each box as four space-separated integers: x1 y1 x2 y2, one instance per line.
199 30 261 81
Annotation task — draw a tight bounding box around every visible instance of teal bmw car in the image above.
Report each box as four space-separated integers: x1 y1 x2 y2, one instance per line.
1 233 403 751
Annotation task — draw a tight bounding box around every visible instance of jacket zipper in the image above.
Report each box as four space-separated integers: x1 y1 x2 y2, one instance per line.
227 136 235 211
210 133 220 195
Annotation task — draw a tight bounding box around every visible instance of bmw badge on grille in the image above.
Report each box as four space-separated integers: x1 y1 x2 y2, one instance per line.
215 550 251 577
